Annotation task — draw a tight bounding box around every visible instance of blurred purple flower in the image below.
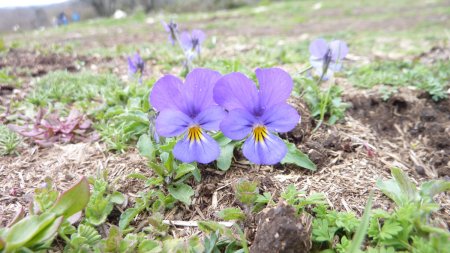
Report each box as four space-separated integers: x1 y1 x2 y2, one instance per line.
128 52 145 76
149 68 225 164
162 20 178 45
180 29 206 56
213 68 300 165
309 38 348 79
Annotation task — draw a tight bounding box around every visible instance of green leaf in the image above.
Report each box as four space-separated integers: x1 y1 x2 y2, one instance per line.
103 225 122 252
281 142 316 171
391 167 418 202
312 219 337 243
175 163 196 180
119 207 142 230
347 192 373 253
138 240 162 253
149 162 167 177
0 238 5 251
111 192 126 205
137 134 155 161
168 183 194 206
4 212 57 251
419 180 450 201
115 110 149 125
49 177 90 218
212 132 232 146
377 179 404 206
235 180 258 205
218 208 246 221
379 220 403 240
217 143 235 171
24 216 63 248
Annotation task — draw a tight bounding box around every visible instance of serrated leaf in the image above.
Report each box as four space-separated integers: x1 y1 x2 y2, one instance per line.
49 177 90 218
391 167 418 203
420 180 450 201
281 142 316 171
137 134 154 161
379 221 402 240
168 183 194 206
218 208 246 221
217 143 235 171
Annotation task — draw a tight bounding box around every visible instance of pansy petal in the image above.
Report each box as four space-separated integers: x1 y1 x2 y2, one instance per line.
173 132 220 164
261 103 300 133
309 57 324 70
127 57 137 74
192 29 206 43
220 109 256 140
183 68 222 115
213 72 259 113
155 110 191 137
194 106 226 131
161 21 170 32
329 40 348 61
179 31 192 50
256 68 293 110
242 131 287 165
328 61 343 72
149 75 185 112
309 38 329 58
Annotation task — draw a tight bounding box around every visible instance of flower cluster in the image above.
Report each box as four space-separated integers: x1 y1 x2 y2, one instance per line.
149 67 300 165
162 20 206 60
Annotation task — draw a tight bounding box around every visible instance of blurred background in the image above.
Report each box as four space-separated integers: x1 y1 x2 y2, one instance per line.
0 0 265 32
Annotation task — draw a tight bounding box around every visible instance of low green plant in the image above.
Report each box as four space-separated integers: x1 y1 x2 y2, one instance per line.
135 135 201 206
298 78 349 129
94 81 152 152
0 178 90 252
367 167 450 251
0 124 21 155
27 71 122 108
84 172 125 226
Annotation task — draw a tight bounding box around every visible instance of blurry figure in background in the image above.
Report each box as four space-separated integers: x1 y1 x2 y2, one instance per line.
56 12 68 26
72 12 80 22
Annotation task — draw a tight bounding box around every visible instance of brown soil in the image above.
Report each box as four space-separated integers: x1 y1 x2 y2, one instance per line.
0 48 93 77
250 202 312 253
346 88 450 178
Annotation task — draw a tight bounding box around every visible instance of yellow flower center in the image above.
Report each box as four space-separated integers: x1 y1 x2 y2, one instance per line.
253 125 268 143
187 125 203 143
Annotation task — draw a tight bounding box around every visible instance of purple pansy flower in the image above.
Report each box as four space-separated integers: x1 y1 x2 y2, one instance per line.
180 29 206 56
149 68 225 164
309 38 348 78
213 68 300 165
162 20 178 45
128 52 145 76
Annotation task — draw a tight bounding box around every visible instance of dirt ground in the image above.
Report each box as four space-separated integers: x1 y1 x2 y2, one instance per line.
0 1 449 248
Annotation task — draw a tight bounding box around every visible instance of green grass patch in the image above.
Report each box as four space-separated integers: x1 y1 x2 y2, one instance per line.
27 71 123 108
349 60 450 100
